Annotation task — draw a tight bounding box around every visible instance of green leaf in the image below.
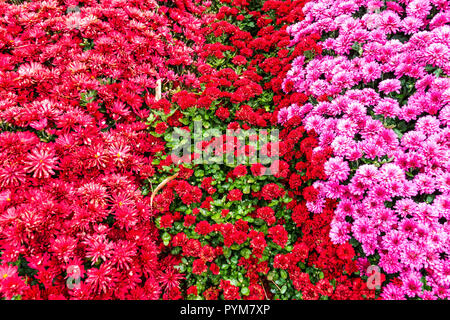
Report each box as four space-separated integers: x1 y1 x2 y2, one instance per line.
393 128 403 139
240 248 251 259
179 117 190 125
211 213 222 222
351 41 363 56
223 247 232 258
280 285 287 294
162 232 171 246
194 170 204 177
241 287 250 296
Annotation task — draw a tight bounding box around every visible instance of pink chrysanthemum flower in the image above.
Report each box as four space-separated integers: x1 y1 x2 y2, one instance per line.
324 157 350 182
352 217 377 243
380 283 407 300
0 263 18 280
400 244 426 270
402 16 424 34
0 163 27 188
402 275 423 298
329 221 351 244
435 195 450 219
277 107 290 125
382 230 407 253
378 10 402 34
306 197 326 213
378 79 402 94
415 115 441 136
158 268 185 291
23 145 58 179
425 43 449 68
407 0 432 18
374 97 401 117
379 252 402 274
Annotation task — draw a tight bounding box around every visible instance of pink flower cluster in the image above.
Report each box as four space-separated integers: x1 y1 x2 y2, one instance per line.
281 0 450 299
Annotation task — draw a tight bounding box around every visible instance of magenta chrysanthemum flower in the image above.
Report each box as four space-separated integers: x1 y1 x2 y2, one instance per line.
278 107 290 125
324 157 350 182
379 252 402 274
380 283 406 300
402 275 423 298
23 145 58 179
379 79 402 94
158 268 185 291
0 163 27 188
85 263 117 295
425 43 449 68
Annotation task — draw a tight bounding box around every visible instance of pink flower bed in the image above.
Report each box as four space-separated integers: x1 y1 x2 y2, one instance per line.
281 0 450 299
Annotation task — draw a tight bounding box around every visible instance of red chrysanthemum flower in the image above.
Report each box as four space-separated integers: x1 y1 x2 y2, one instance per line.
23 145 58 179
227 189 243 201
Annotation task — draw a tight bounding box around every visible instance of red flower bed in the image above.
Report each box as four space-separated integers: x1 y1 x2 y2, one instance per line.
0 0 211 299
148 0 376 300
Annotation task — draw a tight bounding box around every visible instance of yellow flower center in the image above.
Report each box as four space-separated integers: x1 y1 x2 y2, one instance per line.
2 273 7 279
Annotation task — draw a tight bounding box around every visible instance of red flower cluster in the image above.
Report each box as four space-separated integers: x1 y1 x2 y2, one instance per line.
0 0 212 299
